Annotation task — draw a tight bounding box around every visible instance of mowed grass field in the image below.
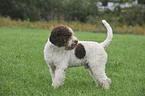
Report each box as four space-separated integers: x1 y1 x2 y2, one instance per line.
0 27 145 96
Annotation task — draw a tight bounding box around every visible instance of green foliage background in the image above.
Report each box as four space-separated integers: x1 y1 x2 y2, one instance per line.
0 0 145 26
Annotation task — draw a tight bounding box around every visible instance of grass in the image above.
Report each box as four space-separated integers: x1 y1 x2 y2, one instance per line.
0 27 145 96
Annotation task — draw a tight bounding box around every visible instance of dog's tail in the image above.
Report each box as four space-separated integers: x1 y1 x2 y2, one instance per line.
100 20 113 48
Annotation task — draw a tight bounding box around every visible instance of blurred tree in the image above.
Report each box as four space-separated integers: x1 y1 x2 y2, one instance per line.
64 0 86 21
138 0 145 4
64 0 98 22
119 0 135 3
121 6 145 26
0 0 41 21
0 0 15 18
102 0 109 6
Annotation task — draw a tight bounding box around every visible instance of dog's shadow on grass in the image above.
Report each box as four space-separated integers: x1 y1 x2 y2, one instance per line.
63 79 99 89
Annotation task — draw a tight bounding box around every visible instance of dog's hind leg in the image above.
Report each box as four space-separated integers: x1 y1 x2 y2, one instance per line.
89 63 111 89
87 68 100 87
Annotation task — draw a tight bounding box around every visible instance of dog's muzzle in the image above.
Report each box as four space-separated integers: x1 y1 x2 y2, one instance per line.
71 40 78 48
65 38 78 50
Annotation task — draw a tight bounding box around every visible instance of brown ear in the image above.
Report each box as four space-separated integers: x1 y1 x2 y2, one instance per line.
50 25 72 47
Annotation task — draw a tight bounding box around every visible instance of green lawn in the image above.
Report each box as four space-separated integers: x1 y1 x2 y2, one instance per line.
0 27 145 96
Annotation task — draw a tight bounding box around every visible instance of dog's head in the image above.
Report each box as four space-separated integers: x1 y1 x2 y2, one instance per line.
50 25 78 50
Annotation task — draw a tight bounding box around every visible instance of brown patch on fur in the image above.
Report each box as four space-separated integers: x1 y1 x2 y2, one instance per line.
50 25 72 47
75 43 86 59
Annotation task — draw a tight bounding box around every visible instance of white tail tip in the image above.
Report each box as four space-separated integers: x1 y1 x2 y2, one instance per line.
102 20 106 23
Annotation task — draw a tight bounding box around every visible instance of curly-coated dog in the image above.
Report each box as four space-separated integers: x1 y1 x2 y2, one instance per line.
44 20 113 89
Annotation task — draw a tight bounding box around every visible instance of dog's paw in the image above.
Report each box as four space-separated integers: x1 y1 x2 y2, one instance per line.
53 84 61 89
103 78 111 89
53 81 64 89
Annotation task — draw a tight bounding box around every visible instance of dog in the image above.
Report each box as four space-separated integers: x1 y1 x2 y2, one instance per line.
44 20 113 89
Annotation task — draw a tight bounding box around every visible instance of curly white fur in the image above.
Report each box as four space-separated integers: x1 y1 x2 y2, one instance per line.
44 20 113 89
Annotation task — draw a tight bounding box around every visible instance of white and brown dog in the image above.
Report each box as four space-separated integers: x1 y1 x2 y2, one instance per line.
44 20 113 89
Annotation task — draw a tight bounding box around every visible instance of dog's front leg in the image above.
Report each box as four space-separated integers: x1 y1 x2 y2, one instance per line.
53 64 67 88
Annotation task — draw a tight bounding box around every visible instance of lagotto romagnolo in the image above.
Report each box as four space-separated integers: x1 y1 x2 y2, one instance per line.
44 20 113 89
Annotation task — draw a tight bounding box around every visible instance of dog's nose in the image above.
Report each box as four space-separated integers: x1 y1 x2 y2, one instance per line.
74 40 78 44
